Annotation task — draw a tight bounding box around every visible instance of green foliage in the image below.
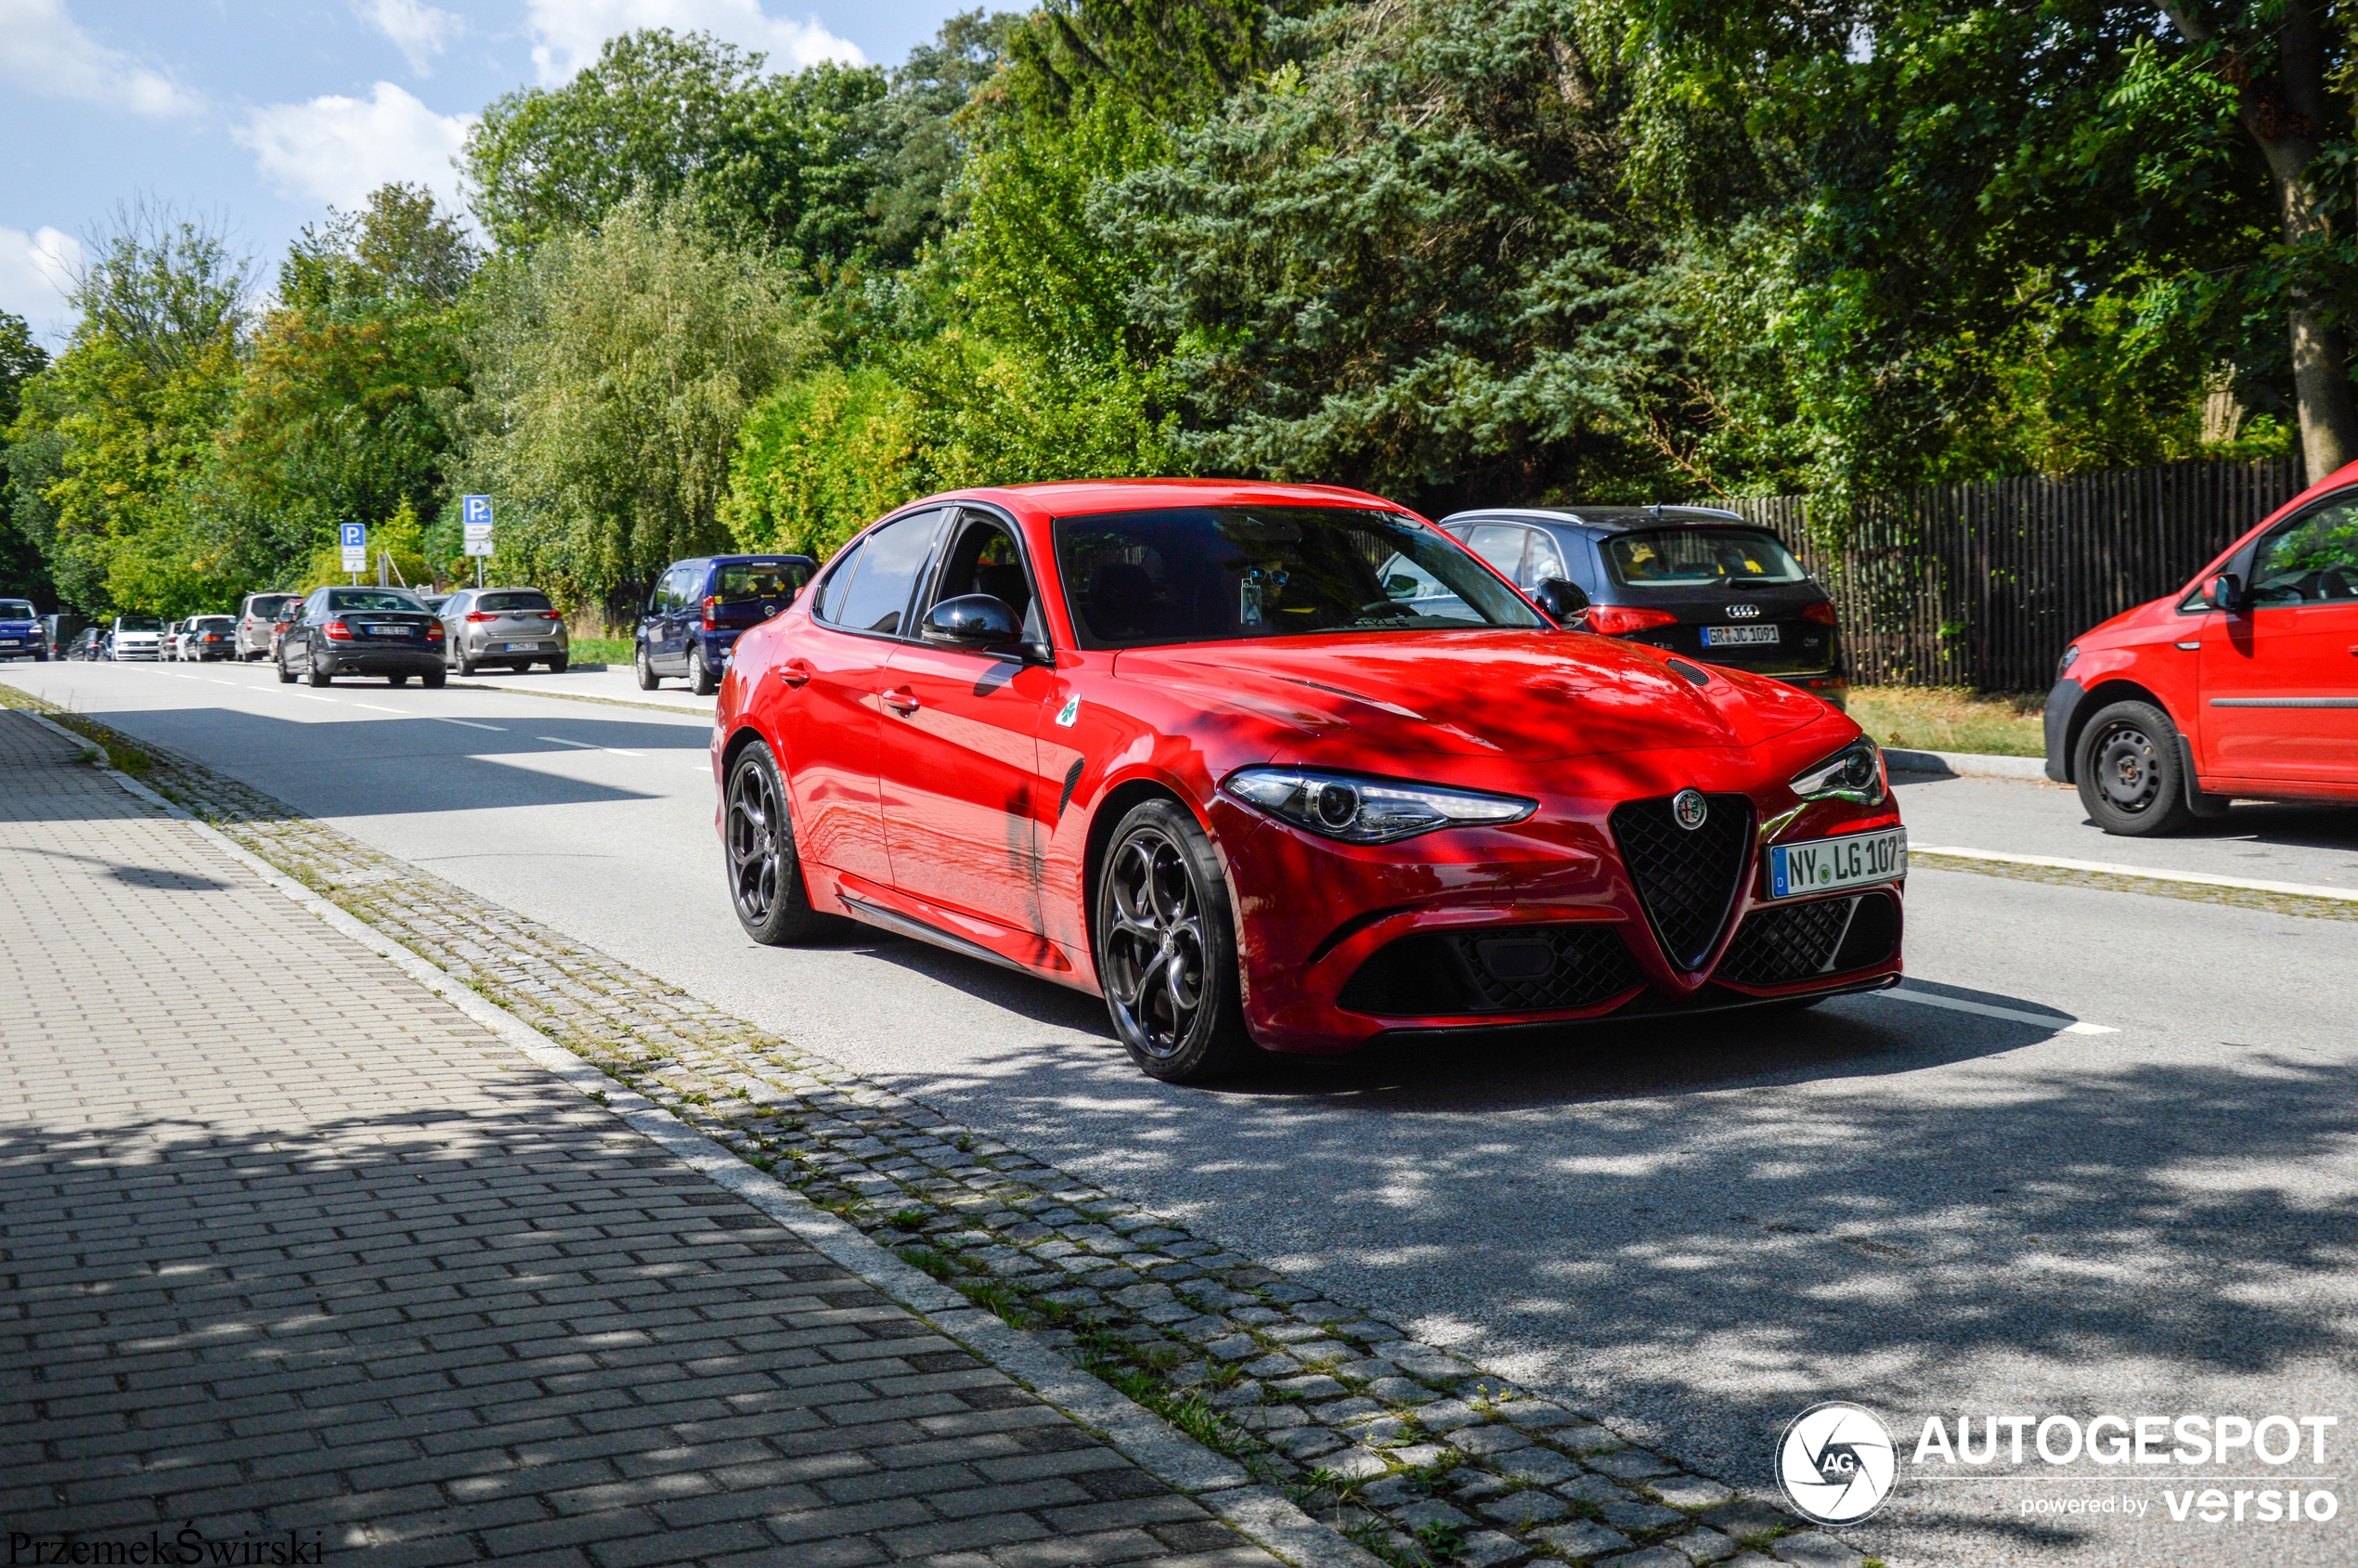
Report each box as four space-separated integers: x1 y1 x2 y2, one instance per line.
0 311 53 604
724 366 921 556
452 200 820 615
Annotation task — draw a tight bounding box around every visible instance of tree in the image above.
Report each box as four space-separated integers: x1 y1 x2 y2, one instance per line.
0 312 53 604
452 201 820 616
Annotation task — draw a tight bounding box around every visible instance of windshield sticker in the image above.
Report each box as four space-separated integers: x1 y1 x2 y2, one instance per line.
1054 695 1081 728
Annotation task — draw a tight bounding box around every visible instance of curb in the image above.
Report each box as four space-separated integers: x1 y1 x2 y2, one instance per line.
1883 745 2048 780
30 711 1380 1568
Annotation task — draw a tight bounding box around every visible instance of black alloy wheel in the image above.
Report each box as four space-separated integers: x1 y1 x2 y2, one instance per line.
305 649 331 688
1094 799 1253 1083
636 641 659 691
724 742 832 943
2076 699 2194 836
691 642 719 696
277 653 295 683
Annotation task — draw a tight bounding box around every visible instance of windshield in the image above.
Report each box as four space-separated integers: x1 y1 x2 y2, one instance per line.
717 563 807 603
0 600 34 620
476 590 551 614
116 616 162 632
1054 506 1545 650
326 590 425 612
1604 527 1807 588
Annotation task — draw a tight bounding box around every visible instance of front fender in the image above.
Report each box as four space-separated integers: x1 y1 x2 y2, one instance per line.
2043 678 2084 783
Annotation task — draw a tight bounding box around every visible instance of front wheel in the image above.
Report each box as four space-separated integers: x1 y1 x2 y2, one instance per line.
724 742 835 944
1095 799 1255 1083
2076 699 2195 836
691 642 719 696
636 642 659 691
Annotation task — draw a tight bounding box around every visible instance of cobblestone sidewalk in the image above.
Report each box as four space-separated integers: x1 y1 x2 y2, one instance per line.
0 687 1854 1568
0 708 1279 1568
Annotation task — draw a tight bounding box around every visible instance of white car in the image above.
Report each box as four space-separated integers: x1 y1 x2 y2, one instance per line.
110 616 165 660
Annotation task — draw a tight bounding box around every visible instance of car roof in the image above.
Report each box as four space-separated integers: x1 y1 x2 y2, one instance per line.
1438 504 1755 535
939 478 1403 518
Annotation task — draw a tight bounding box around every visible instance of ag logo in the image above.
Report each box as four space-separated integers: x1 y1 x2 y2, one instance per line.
1777 1402 1897 1525
1671 788 1709 831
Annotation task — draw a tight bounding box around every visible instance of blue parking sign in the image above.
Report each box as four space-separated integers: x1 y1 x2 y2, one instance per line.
463 495 492 525
340 524 366 549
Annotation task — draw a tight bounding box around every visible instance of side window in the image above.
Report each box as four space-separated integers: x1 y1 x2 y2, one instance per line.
824 510 946 635
813 541 866 624
2249 499 2358 606
1523 530 1568 589
1465 525 1531 587
925 515 1038 630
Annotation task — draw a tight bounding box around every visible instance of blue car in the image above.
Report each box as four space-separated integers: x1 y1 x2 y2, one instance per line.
0 598 41 660
636 554 816 694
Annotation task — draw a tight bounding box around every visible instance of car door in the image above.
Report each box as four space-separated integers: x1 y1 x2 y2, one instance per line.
781 509 950 886
440 590 471 659
878 511 1059 932
2200 495 2358 786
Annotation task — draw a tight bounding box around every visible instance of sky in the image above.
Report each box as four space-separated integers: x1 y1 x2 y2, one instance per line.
0 0 975 343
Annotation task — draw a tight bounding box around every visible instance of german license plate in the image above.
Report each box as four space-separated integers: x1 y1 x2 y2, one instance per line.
364 624 408 636
1704 623 1780 647
0 640 18 647
1769 828 1907 899
503 641 538 652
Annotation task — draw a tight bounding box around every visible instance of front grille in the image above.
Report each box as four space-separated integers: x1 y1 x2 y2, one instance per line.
1609 794 1753 970
1717 889 1901 986
1336 925 1641 1017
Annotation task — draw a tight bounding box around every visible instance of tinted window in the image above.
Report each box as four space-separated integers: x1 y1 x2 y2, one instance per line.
826 511 944 635
2249 499 2358 605
813 540 865 623
715 563 807 603
246 595 297 617
117 616 162 631
191 617 236 632
326 590 426 612
1525 530 1568 586
0 600 34 619
928 520 1036 631
477 590 552 613
1604 527 1806 588
1054 505 1546 650
1465 525 1530 584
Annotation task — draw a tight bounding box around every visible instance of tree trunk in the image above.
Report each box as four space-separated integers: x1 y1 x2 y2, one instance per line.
2163 1 2358 479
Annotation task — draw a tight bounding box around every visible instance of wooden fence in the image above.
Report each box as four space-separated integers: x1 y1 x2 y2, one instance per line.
1706 455 2308 692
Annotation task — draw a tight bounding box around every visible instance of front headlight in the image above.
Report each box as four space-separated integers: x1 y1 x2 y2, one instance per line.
1791 736 1885 806
2056 643 2079 680
1222 766 1536 844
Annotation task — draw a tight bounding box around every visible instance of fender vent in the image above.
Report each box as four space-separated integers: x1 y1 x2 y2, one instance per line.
1337 925 1640 1016
1609 794 1753 970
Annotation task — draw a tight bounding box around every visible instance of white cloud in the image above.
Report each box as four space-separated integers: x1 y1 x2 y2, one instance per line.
0 226 84 338
355 0 460 76
0 0 202 117
235 83 473 213
525 0 863 84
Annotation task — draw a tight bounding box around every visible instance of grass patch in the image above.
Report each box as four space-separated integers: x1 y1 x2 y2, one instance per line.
568 635 632 665
887 1207 931 1231
952 1276 1039 1328
895 1244 954 1281
1848 686 2044 757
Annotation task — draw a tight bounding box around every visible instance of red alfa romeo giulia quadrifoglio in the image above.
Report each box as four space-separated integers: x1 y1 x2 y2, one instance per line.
711 480 1907 1082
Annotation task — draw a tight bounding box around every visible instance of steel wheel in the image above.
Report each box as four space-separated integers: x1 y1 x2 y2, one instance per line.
2075 698 2193 837
727 757 784 927
2092 720 2162 815
1103 827 1211 1058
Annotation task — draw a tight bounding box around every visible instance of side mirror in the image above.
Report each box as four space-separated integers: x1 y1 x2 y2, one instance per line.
921 593 1022 652
1534 577 1590 628
2208 572 2245 611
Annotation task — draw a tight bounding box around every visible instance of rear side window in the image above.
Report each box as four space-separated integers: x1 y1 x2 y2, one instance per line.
814 541 865 624
1604 527 1806 588
477 591 552 613
823 511 945 636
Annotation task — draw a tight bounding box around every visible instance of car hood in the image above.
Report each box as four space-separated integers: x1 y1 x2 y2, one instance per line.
1112 630 1833 761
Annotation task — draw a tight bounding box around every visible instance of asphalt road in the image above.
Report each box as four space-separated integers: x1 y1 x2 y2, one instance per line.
14 655 2358 1568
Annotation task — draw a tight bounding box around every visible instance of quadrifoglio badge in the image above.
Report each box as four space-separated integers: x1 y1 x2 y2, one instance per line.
1779 1404 2344 1529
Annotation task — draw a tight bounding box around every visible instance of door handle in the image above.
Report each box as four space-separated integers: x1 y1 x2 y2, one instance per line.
884 686 921 715
777 658 812 688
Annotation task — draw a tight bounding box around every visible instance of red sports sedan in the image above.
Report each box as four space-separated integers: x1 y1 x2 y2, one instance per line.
712 480 1907 1082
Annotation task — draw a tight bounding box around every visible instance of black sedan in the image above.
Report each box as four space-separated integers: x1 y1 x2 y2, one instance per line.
1437 505 1848 707
278 587 447 687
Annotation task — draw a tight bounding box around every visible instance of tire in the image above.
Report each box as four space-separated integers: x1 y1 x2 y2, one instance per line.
691 642 719 696
636 642 659 691
278 655 295 684
548 655 568 674
388 674 409 687
306 657 331 688
2075 699 2195 836
421 667 445 689
1094 798 1255 1083
723 742 835 944
456 650 476 678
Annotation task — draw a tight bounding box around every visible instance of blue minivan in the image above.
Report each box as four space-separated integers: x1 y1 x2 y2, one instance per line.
636 554 817 694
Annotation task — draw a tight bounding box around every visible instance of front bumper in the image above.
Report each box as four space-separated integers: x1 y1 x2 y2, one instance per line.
112 643 162 660
1217 755 1906 1053
2043 678 2083 783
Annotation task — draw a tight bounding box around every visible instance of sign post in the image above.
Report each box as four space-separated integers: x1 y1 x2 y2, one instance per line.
461 496 493 590
340 524 368 581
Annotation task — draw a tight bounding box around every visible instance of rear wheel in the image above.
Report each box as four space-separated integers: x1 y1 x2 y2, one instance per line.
456 650 477 677
691 642 719 696
388 674 408 687
305 657 331 688
636 642 659 691
421 667 445 689
548 654 568 674
1094 799 1255 1084
2076 699 2194 836
724 742 834 944
277 654 295 684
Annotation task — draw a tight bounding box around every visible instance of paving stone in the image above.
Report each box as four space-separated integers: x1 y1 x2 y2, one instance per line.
1697 1499 1797 1538
1768 1534 1863 1568
1108 1283 1174 1308
1241 1354 1302 1380
1454 1423 1535 1457
1231 1307 1290 1326
1497 1401 1584 1432
1392 1500 1475 1532
1667 1529 1741 1564
1364 1377 1439 1406
1557 1475 1641 1506
1336 1358 1401 1382
1601 1500 1687 1531
1315 1448 1391 1483
1496 1447 1582 1486
1558 1424 1631 1456
1456 1529 1535 1566
1649 1476 1735 1511
1533 1521 1638 1560
1386 1443 1455 1470
1266 1375 1346 1402
1204 1335 1262 1363
1599 1549 1691 1568
1386 1345 1479 1382
1266 1426 1346 1462
1413 1400 1488 1432
1588 1449 1679 1481
1477 1491 1570 1528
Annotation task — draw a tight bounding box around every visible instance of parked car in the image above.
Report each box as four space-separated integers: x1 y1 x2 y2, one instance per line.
266 599 305 663
237 593 302 660
70 628 105 660
1435 506 1849 709
0 598 41 660
2046 463 2358 835
712 482 1904 1083
177 615 238 661
41 614 85 659
110 616 164 660
278 587 447 687
437 587 569 676
418 592 452 615
638 554 816 694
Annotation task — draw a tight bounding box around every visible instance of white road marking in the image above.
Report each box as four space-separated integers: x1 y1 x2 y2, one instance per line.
538 735 642 757
208 680 241 688
430 717 505 732
1879 986 2118 1034
1913 844 2358 903
352 704 407 714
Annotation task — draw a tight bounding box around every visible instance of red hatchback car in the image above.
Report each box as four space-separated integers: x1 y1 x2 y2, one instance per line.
2045 461 2358 834
712 481 1908 1081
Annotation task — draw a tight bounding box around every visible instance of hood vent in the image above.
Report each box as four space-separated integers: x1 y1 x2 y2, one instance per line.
1609 794 1753 970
